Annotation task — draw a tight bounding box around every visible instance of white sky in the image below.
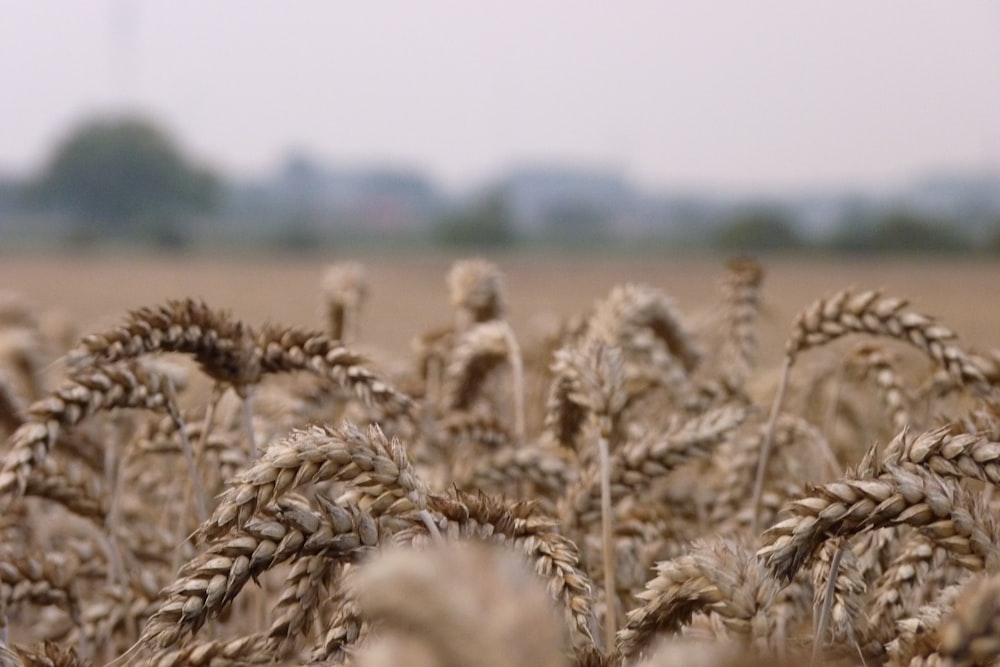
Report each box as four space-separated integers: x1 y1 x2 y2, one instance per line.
2 1 999 193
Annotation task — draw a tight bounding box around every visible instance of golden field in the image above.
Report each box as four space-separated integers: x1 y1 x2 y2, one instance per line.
2 249 1000 666
3 251 998 367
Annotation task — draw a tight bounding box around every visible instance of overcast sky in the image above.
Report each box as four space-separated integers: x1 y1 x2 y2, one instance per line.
2 1 999 193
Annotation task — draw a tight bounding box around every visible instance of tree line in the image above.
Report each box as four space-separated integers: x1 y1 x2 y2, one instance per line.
7 115 1000 254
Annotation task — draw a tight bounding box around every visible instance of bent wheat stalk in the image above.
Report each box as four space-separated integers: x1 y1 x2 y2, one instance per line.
0 361 182 512
753 288 992 531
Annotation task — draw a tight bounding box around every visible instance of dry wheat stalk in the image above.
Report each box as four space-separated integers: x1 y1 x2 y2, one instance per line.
810 539 866 647
754 288 992 530
758 459 1000 582
882 425 1000 487
712 257 764 395
441 319 525 439
321 261 368 343
307 582 365 663
147 634 269 667
262 554 339 656
256 325 413 417
847 343 912 435
199 422 426 542
866 531 952 646
562 405 747 533
546 345 596 450
68 299 259 392
617 538 778 660
786 289 988 390
587 284 700 374
546 342 626 649
140 494 392 650
711 413 828 525
23 458 108 524
885 583 964 667
0 549 81 633
451 442 575 505
447 258 506 328
0 361 180 510
74 581 160 657
436 409 512 450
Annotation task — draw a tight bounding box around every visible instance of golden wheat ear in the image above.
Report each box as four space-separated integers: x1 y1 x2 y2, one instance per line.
68 299 260 389
139 494 392 651
442 319 525 441
617 537 778 661
198 422 426 542
255 324 413 418
753 287 994 532
707 256 765 397
321 261 369 343
0 360 184 512
757 458 1000 582
447 257 507 329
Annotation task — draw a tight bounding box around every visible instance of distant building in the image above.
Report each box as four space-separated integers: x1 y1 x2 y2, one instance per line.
497 165 638 236
223 153 443 238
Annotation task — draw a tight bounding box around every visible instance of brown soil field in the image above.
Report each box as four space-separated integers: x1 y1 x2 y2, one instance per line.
2 251 997 368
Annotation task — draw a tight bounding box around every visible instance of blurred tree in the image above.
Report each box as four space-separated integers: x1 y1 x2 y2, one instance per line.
988 218 1000 253
34 116 218 242
825 209 972 254
539 201 611 244
868 209 969 253
431 189 518 248
715 205 803 252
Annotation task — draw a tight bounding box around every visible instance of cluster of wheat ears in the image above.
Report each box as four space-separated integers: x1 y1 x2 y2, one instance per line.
1 257 1000 667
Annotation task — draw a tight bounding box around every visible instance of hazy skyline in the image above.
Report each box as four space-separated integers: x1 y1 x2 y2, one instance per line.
2 1 999 194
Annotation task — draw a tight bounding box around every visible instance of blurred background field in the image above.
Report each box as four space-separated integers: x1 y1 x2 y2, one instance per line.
2 2 998 364
2 252 997 373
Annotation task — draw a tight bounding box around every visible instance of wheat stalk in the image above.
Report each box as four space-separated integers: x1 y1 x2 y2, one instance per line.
140 494 391 650
447 258 507 329
617 538 778 660
0 361 181 511
199 422 426 542
321 261 368 343
758 459 1000 581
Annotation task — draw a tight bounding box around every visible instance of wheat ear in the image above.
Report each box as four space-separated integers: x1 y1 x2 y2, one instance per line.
617 538 777 660
321 261 368 343
256 324 413 417
0 361 180 511
68 298 260 390
937 571 1000 667
754 288 991 531
199 422 426 542
447 257 507 328
715 256 765 394
758 461 1000 581
140 495 390 650
442 319 525 441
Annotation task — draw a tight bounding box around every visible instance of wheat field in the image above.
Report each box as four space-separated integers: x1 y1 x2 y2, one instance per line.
1 251 999 666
